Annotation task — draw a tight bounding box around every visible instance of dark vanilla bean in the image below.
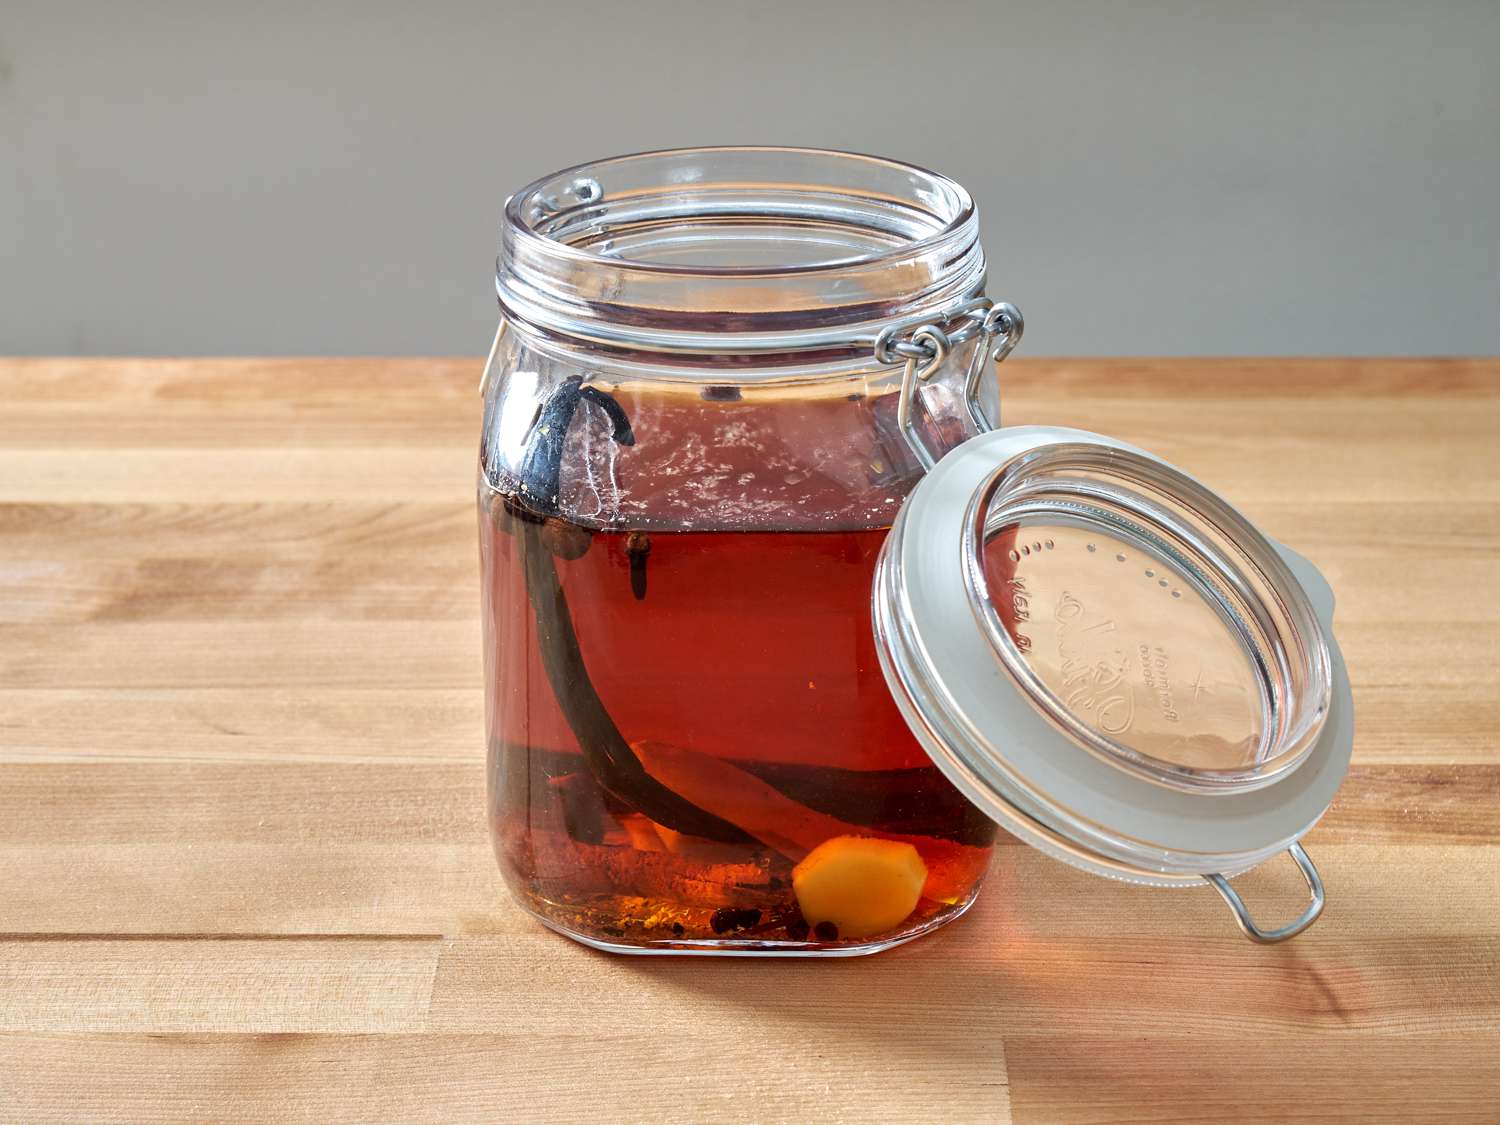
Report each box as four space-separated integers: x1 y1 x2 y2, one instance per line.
502 377 752 844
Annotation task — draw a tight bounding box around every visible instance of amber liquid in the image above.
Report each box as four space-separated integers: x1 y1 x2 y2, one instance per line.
480 387 996 950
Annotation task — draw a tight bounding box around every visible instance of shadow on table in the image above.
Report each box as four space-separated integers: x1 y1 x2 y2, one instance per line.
603 884 1013 1079
607 845 1427 1044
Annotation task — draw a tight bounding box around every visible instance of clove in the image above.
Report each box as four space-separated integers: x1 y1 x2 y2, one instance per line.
626 531 651 600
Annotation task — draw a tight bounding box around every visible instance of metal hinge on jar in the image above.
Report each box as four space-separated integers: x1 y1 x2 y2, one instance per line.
871 298 1025 470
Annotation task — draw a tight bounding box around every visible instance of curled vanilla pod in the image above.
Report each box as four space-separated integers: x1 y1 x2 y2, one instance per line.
509 376 753 844
512 375 633 519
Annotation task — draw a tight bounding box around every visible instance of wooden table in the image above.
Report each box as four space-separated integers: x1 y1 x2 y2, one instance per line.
2 357 1497 1123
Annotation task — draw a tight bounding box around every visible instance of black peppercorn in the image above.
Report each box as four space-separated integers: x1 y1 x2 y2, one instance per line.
709 906 763 934
813 920 840 942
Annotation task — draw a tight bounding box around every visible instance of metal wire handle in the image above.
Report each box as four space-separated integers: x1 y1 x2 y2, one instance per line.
875 298 1024 469
1205 843 1326 944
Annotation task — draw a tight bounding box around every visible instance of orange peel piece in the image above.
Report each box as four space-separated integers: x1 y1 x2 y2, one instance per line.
792 835 928 938
619 813 667 853
632 740 849 857
632 740 989 905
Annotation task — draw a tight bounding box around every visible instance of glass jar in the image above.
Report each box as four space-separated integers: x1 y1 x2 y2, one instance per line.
479 148 1012 954
479 147 1353 956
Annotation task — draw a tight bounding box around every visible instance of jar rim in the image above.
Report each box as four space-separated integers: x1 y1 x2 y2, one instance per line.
495 146 987 357
502 145 977 278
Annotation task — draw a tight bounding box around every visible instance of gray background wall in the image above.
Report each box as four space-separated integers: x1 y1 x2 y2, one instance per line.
2 0 1497 357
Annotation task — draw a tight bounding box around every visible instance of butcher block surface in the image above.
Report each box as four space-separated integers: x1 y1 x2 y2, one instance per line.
1 356 1497 1123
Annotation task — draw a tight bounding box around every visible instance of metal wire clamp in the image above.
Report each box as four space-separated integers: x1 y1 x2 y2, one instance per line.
875 298 1024 470
1205 843 1326 944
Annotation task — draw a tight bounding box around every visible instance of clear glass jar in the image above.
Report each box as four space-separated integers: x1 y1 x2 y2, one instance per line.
478 148 1013 954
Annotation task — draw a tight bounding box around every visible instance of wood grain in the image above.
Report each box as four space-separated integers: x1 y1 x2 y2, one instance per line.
0 937 441 1032
1 357 1497 1124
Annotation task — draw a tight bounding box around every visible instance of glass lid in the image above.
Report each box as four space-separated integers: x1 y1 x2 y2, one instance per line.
872 426 1353 888
964 439 1331 794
